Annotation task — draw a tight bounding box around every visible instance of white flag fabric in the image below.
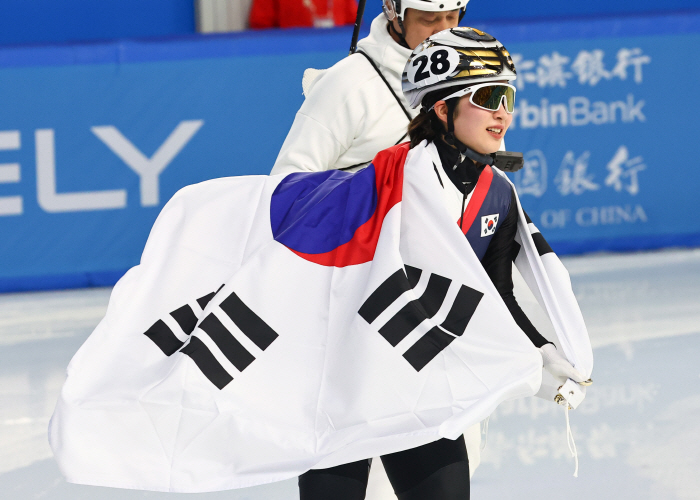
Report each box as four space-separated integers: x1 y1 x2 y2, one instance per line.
509 179 594 381
49 142 590 492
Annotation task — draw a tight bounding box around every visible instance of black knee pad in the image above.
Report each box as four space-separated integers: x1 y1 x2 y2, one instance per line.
396 460 470 500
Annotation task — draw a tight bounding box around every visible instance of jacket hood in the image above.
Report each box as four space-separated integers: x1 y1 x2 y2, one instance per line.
356 14 412 83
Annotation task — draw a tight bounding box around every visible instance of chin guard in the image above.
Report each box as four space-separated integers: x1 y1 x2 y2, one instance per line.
459 144 524 172
446 128 524 173
491 151 524 172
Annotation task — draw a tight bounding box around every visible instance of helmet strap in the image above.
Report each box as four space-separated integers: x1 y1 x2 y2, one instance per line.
443 98 462 154
388 17 411 49
459 6 466 22
444 98 494 167
461 144 495 166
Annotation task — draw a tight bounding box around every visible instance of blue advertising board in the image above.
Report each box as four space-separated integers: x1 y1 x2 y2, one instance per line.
504 30 700 253
362 0 700 26
0 0 196 46
0 12 699 292
1 0 697 47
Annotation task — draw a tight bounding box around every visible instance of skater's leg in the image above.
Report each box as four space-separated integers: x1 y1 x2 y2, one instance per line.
381 435 470 500
298 458 371 500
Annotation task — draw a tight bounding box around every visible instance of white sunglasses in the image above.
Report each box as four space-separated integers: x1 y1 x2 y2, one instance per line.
429 82 516 114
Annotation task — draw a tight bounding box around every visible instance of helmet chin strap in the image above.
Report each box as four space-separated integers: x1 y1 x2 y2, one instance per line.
389 17 411 49
442 99 494 168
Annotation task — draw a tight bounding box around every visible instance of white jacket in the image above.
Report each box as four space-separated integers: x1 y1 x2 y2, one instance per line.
270 14 418 175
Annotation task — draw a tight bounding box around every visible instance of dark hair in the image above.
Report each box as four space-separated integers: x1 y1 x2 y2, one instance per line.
407 85 470 148
408 110 443 148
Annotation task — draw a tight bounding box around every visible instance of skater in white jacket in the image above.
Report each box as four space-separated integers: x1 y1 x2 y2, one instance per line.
270 0 466 176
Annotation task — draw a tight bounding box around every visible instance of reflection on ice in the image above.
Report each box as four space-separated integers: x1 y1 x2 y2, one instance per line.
626 395 700 500
1 249 699 499
475 333 700 499
0 288 111 347
567 249 700 346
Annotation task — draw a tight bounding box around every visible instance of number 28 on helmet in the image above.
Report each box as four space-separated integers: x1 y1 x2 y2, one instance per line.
401 27 517 110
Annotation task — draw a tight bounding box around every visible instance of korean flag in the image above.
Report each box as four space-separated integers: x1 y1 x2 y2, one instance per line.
481 214 499 237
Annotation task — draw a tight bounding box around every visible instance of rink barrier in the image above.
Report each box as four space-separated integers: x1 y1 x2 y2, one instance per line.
1 0 698 46
0 11 699 292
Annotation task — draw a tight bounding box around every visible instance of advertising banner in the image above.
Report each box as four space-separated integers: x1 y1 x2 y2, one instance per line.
0 35 344 291
504 31 700 253
0 14 698 291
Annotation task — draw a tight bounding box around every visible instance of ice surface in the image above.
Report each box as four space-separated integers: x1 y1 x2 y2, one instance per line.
1 248 699 499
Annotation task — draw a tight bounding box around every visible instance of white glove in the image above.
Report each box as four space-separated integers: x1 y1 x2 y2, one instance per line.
539 344 586 384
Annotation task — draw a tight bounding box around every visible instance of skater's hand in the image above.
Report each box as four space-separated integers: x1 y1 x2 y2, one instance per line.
539 344 586 384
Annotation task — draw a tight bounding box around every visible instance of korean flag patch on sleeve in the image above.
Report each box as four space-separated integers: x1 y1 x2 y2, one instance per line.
481 214 499 237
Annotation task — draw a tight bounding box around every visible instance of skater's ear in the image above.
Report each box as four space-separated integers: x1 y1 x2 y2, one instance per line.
433 101 449 127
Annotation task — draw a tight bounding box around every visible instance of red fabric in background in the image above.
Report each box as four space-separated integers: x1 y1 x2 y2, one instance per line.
249 0 358 29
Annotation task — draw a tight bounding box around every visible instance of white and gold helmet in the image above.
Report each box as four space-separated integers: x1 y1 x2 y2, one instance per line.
402 27 517 109
383 0 468 23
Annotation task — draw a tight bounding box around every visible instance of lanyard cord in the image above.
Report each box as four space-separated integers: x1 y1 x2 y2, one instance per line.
565 407 579 477
338 51 413 171
355 51 412 122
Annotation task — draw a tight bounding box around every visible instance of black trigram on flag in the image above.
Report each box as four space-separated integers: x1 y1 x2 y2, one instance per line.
359 266 483 371
144 286 278 390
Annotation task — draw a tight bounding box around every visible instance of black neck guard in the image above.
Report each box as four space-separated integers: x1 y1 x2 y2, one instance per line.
434 135 484 195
